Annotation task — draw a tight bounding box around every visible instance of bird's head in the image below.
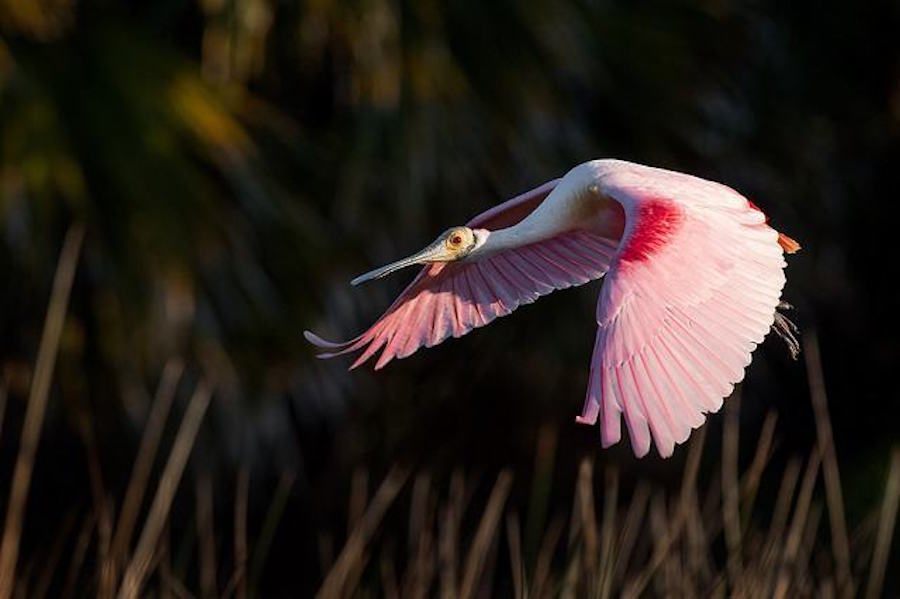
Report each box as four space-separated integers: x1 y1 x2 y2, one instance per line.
351 226 481 286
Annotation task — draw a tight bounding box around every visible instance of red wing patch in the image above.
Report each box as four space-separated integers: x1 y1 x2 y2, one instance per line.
618 200 685 264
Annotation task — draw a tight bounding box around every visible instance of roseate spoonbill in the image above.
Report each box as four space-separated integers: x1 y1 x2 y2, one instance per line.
305 160 800 458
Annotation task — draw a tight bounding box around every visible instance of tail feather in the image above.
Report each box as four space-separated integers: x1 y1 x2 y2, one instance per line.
778 232 801 254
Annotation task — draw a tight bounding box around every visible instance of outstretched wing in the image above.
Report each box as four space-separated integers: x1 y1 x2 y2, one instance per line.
305 179 618 369
576 163 796 458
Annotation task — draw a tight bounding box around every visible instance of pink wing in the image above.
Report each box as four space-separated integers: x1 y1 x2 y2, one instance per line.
576 164 790 458
305 179 619 369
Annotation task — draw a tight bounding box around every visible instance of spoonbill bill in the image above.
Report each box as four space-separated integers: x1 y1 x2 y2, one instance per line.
305 159 800 458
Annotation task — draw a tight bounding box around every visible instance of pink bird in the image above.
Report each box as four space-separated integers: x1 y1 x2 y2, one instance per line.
305 160 800 458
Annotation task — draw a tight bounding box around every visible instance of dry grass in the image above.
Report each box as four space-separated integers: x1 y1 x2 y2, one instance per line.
866 448 900 599
118 381 213 599
110 358 184 575
0 416 889 598
0 224 897 597
312 415 894 599
0 225 84 599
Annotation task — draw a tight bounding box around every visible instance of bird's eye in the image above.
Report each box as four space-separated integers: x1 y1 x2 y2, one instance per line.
451 235 463 245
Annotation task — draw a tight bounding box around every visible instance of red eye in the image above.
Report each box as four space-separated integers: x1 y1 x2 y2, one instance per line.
451 235 462 245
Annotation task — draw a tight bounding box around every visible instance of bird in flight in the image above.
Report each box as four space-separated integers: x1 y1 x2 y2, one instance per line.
306 160 800 458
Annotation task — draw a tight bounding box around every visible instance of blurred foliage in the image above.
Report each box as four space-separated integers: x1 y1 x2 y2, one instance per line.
0 0 898 593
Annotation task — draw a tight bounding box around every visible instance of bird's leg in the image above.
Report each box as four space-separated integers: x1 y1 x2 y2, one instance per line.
773 301 800 360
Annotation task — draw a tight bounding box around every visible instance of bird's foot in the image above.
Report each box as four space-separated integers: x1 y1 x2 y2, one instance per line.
773 302 800 360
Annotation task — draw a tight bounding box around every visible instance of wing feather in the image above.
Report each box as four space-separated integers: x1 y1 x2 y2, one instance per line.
525 245 576 283
616 363 652 457
600 363 621 447
578 163 791 457
307 179 618 369
629 357 676 456
644 344 703 431
503 253 554 294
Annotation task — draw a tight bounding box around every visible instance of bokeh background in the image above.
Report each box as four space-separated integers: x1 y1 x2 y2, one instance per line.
1 0 898 596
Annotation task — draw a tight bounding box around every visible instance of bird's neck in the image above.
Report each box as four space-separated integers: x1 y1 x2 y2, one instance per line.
471 223 550 258
470 183 593 259
466 163 626 262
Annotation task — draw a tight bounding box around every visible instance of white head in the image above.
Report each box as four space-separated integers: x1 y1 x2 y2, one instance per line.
351 226 485 285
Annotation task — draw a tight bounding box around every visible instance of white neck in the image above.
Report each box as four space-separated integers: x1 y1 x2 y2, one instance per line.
463 161 638 262
470 223 548 258
468 174 598 259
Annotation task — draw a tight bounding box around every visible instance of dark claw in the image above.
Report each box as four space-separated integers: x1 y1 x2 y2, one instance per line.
772 310 801 360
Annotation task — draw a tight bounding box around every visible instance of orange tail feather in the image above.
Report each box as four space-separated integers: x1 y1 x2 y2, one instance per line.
778 232 800 254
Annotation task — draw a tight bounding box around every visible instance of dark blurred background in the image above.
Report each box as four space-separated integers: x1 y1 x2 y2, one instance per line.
1 0 898 596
